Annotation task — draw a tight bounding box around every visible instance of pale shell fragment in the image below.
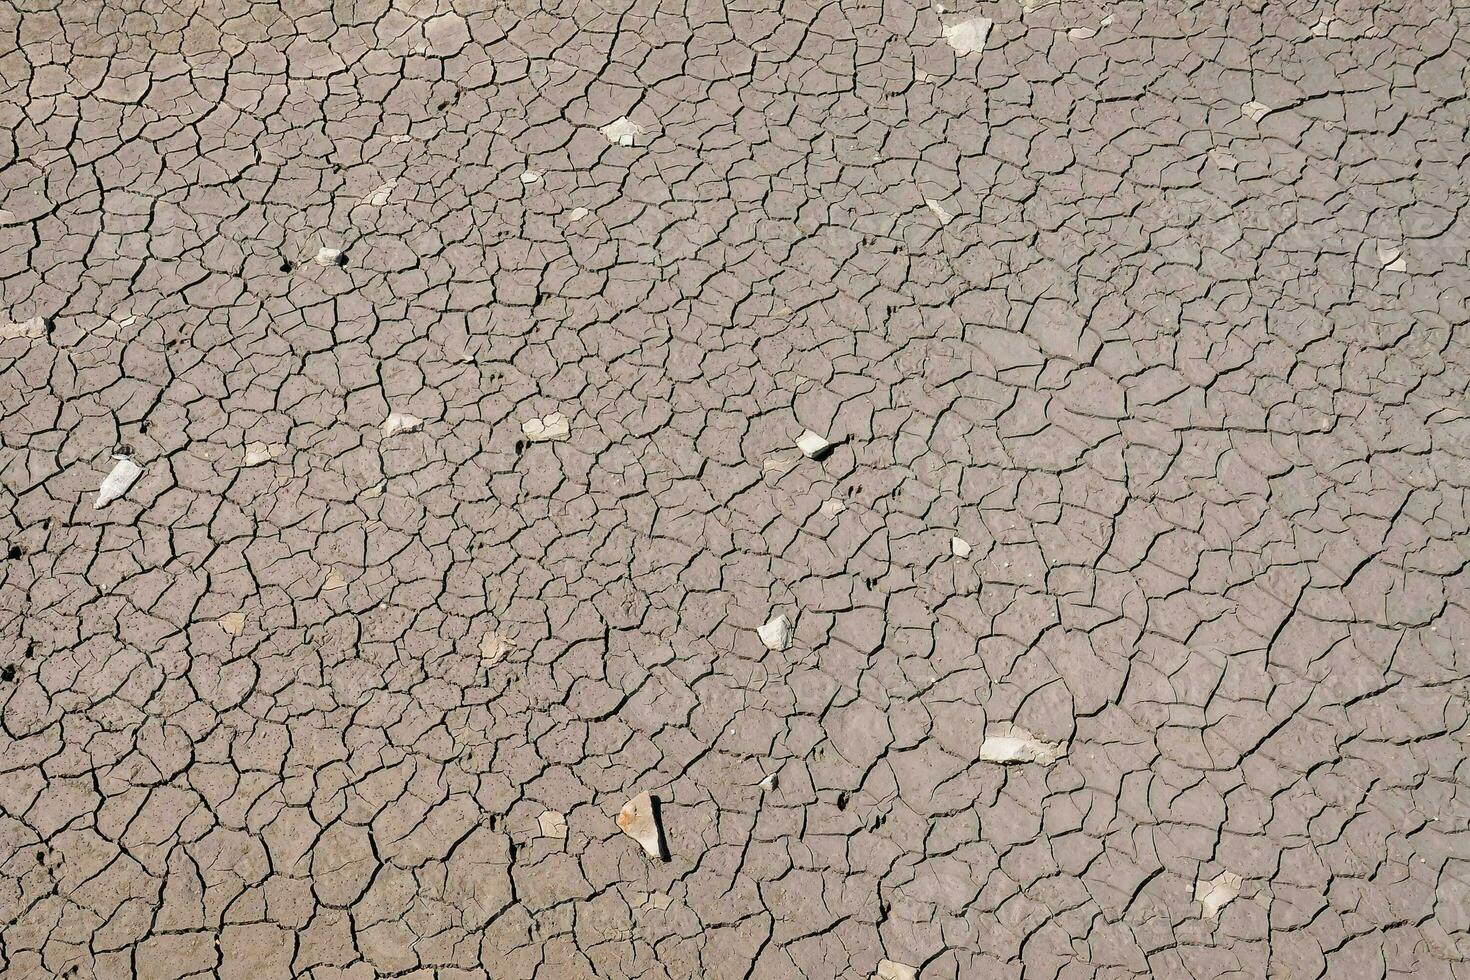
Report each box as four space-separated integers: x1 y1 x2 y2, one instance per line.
95 455 143 509
521 412 571 442
943 17 992 56
616 791 664 859
978 725 1067 765
1195 871 1243 919
757 614 792 651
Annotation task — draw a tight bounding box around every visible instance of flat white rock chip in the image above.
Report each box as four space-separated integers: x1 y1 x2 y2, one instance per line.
820 498 847 517
382 413 424 437
1195 871 1243 919
1241 100 1271 122
95 455 143 509
979 725 1067 765
0 316 45 340
539 810 568 839
796 429 832 459
951 536 971 558
1377 241 1407 272
617 792 664 859
943 17 992 56
600 116 645 147
520 170 541 184
218 612 246 636
875 960 918 980
757 614 792 651
522 412 571 442
314 246 344 266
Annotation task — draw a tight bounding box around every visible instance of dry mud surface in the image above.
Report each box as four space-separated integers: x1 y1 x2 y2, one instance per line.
2 1 1469 978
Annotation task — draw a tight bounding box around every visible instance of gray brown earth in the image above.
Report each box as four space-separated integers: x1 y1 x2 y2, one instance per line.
1 0 1469 978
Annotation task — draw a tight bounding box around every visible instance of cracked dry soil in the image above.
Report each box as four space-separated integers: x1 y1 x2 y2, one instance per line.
1 1 1469 978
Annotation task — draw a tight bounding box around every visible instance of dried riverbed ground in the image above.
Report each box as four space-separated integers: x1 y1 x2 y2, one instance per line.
2 1 1469 978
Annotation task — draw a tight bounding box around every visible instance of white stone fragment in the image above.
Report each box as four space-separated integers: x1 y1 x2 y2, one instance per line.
925 198 955 225
875 960 918 980
820 498 847 517
322 569 347 593
1022 0 1058 10
314 246 344 266
757 614 792 652
759 772 779 792
218 612 246 636
796 429 832 459
616 791 664 859
943 17 992 56
364 178 398 206
244 441 286 466
521 412 571 442
361 480 386 499
1241 101 1271 122
95 455 143 509
1195 871 1243 919
951 536 971 558
382 413 424 437
600 116 645 147
978 725 1067 765
0 316 45 340
539 810 568 839
1210 148 1239 171
1311 15 1334 36
567 206 590 222
520 170 541 184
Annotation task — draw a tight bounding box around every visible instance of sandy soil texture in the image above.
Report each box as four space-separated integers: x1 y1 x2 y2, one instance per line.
1 1 1468 978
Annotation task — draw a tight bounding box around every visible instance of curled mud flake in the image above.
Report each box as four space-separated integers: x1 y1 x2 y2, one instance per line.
0 316 45 340
1210 148 1239 171
243 442 286 466
360 480 386 499
1241 100 1271 122
538 811 568 839
521 412 571 442
322 569 347 593
796 429 832 459
1311 15 1334 36
951 536 972 558
95 455 143 509
978 725 1068 765
764 455 797 475
314 246 344 266
757 614 792 651
820 498 847 517
943 17 992 56
382 413 425 437
925 198 955 225
520 170 541 184
616 792 665 860
599 116 645 147
218 612 245 636
1195 871 1243 919
875 960 918 980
